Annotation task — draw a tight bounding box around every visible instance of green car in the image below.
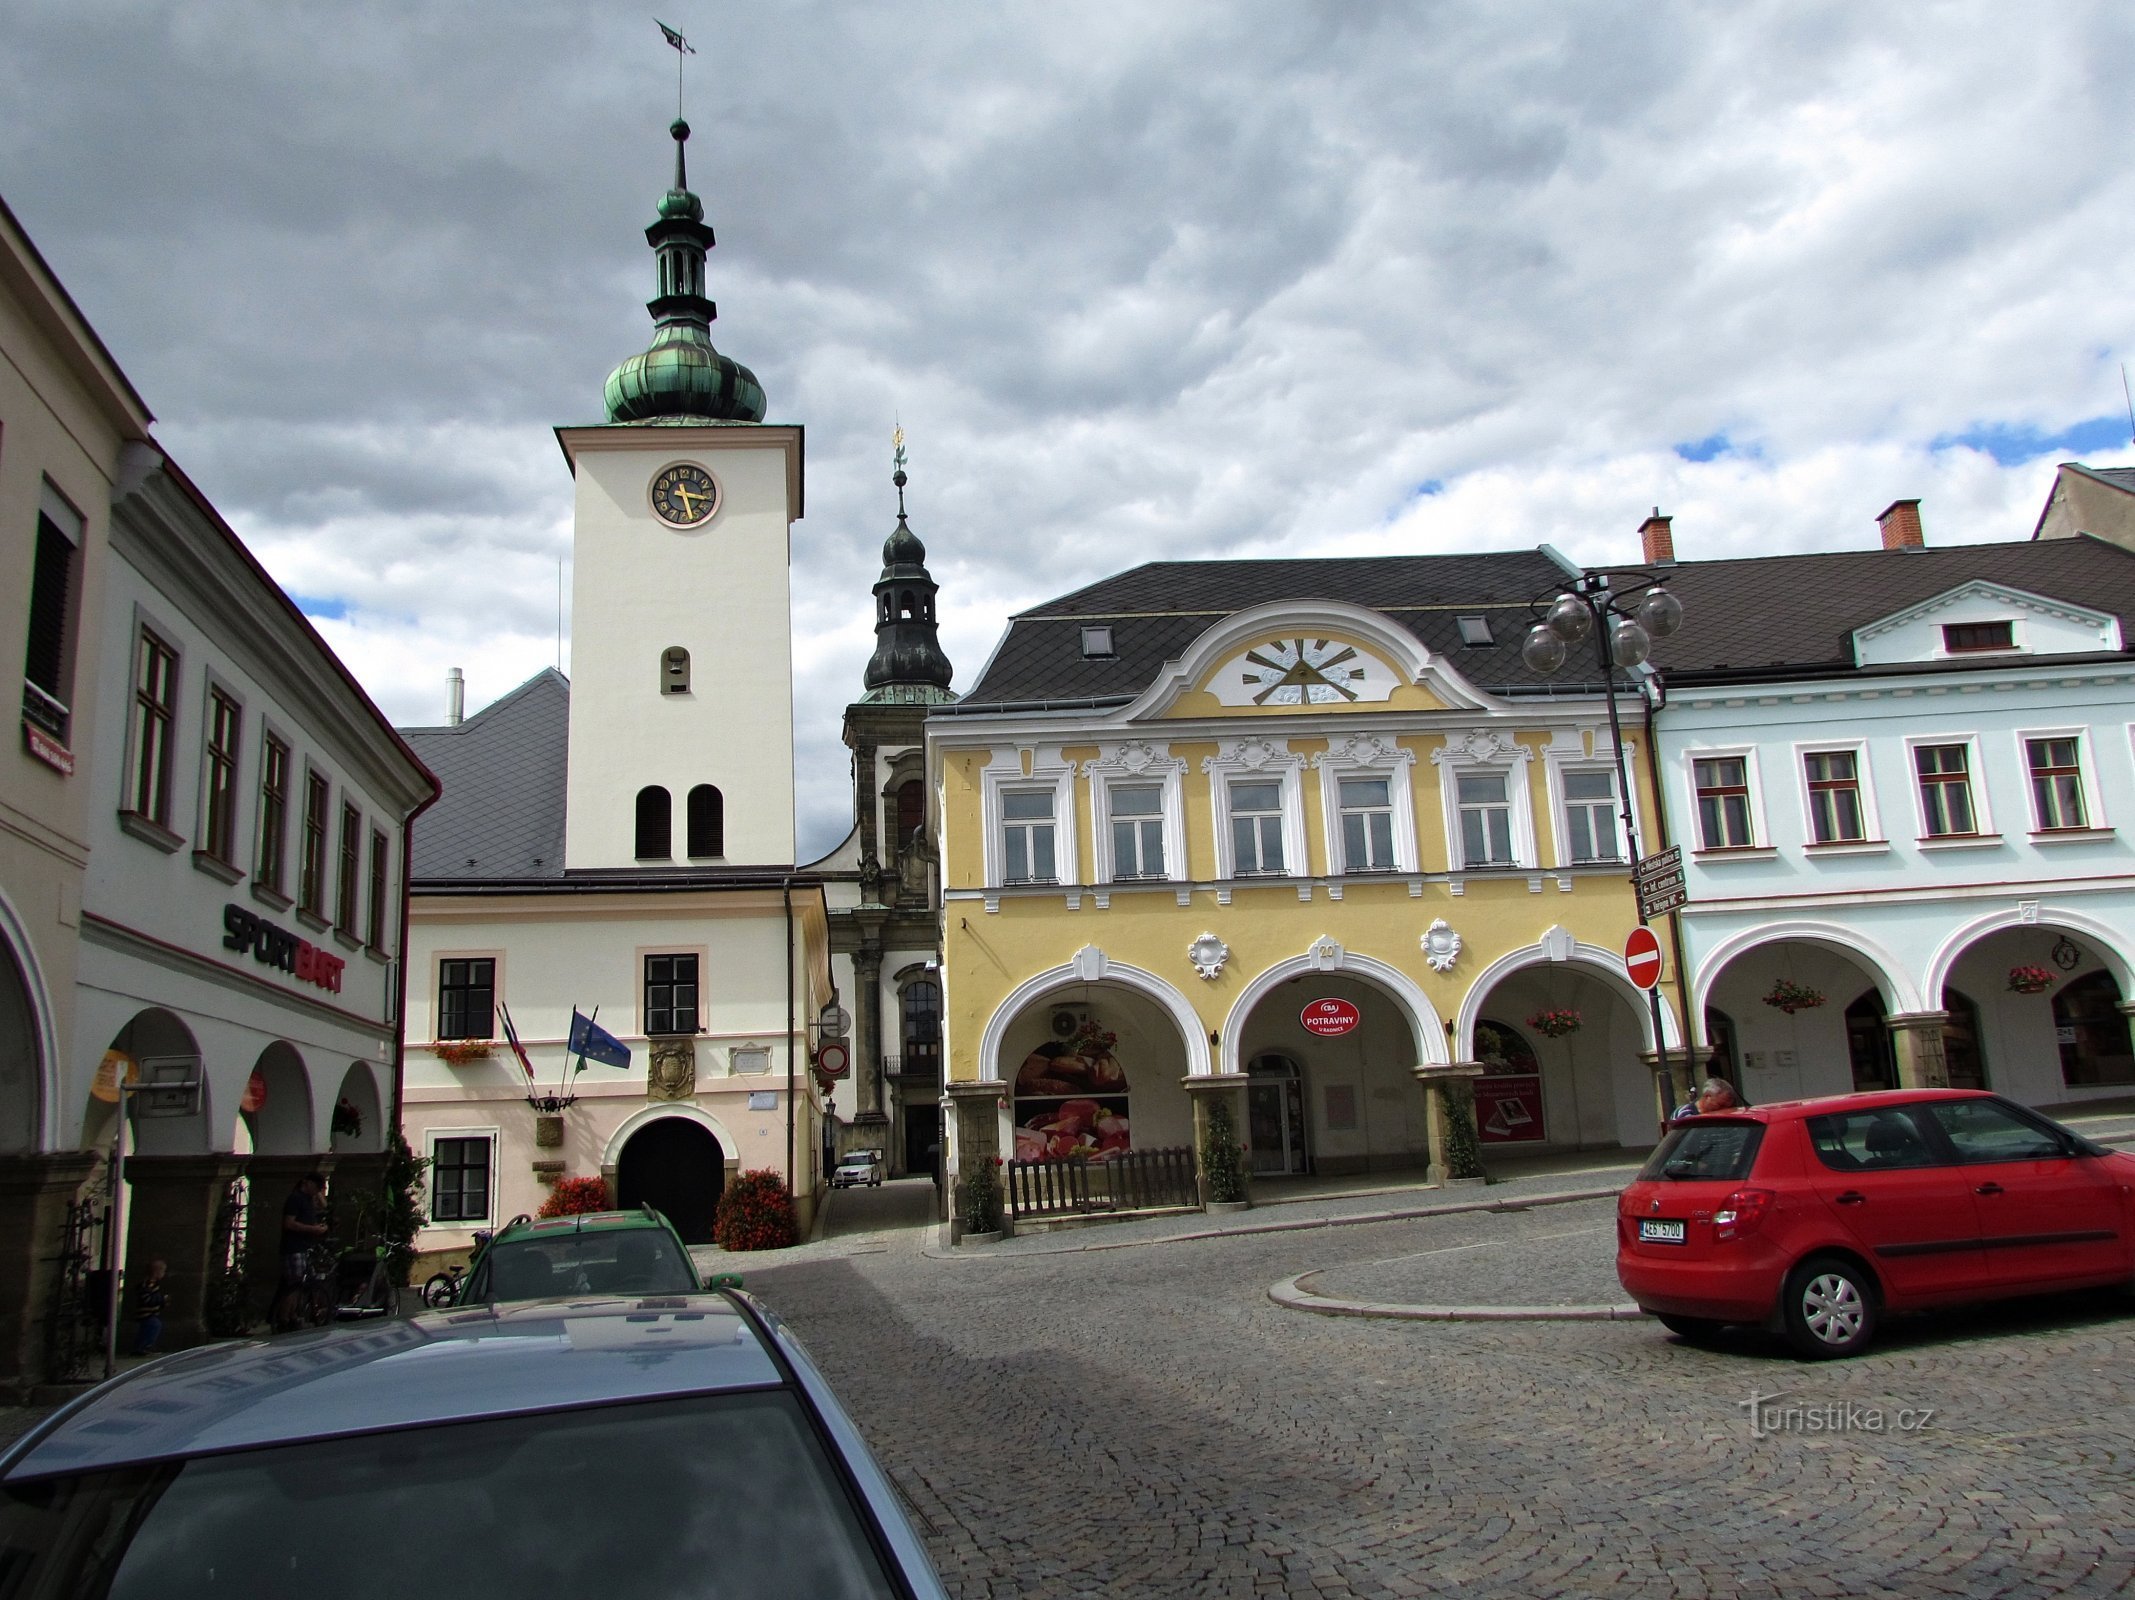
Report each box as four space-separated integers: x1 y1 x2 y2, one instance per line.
461 1208 704 1303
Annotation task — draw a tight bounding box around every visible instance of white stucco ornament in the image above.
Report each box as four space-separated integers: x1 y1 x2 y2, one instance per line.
1421 919 1462 973
1187 933 1231 981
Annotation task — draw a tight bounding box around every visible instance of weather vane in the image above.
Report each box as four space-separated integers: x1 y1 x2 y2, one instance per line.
892 422 909 517
657 19 695 118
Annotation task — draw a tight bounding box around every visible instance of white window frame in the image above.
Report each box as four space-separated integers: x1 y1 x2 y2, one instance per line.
2017 725 2106 834
120 604 185 838
1683 744 1765 854
1313 733 1418 875
1792 738 1883 848
426 1126 499 1228
980 747 1079 889
1902 732 1996 844
1431 730 1537 871
1085 741 1187 884
1540 731 1638 869
1203 738 1308 880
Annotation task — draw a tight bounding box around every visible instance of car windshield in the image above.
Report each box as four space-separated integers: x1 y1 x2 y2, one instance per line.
0 1391 898 1600
466 1228 698 1302
1638 1121 1764 1182
838 1155 870 1168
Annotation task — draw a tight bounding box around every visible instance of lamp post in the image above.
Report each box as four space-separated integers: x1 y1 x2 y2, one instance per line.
1522 568 1686 1121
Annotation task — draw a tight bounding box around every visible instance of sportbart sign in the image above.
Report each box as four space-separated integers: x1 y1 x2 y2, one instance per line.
222 905 347 995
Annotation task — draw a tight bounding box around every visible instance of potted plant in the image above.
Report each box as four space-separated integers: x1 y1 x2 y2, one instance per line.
330 1097 364 1140
2008 964 2056 996
1762 978 1827 1014
713 1169 798 1251
1442 1089 1486 1184
957 1155 1004 1243
1200 1098 1249 1212
433 1040 493 1066
1525 1007 1582 1039
537 1175 611 1217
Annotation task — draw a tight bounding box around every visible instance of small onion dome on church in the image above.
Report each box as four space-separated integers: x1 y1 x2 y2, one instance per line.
863 445 955 700
603 118 767 424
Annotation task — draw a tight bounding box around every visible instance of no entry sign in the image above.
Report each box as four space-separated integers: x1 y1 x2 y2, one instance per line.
1624 926 1664 991
1301 998 1361 1037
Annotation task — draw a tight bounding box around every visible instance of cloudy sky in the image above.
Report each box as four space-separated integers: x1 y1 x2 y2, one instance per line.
7 1 2133 857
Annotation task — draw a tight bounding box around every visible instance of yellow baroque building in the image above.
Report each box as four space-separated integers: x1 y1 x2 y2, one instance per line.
927 553 1692 1224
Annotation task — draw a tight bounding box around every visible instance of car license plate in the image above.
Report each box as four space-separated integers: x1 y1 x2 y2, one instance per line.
1639 1219 1686 1244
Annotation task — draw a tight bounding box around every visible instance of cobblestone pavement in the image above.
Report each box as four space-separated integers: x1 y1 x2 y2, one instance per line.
1297 1198 1627 1308
742 1186 2135 1599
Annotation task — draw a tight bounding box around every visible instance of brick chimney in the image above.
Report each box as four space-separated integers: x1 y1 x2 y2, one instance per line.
1877 499 1924 550
1638 507 1674 564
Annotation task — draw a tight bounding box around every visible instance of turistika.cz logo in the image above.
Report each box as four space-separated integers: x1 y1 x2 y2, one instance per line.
1738 1388 1936 1440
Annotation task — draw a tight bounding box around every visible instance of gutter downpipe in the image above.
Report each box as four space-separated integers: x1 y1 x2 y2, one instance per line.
784 876 796 1204
391 780 441 1180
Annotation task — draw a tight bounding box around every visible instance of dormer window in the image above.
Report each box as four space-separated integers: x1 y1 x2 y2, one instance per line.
1456 616 1494 647
1080 626 1115 659
1942 621 2014 653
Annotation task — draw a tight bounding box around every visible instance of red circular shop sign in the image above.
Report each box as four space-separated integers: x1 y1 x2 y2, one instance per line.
1301 998 1361 1037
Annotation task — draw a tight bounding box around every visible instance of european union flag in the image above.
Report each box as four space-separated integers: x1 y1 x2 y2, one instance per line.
568 1008 631 1069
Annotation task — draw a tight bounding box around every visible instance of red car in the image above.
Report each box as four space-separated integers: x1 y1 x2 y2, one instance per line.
1617 1089 2135 1357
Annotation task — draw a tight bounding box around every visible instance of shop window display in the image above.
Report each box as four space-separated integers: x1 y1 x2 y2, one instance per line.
1472 1019 1545 1144
1013 1014 1131 1161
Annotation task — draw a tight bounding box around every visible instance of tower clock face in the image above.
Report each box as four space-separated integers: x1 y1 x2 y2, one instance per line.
1240 638 1366 705
650 462 720 528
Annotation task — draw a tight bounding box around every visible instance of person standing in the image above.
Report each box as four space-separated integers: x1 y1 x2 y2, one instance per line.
270 1173 329 1331
132 1258 167 1356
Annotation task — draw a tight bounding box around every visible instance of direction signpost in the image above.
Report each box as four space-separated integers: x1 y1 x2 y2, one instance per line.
1633 846 1685 920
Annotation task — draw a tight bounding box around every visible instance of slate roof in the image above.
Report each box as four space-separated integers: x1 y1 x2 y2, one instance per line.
1645 535 2135 680
956 551 1577 709
953 537 2135 712
2074 464 2135 495
402 670 570 883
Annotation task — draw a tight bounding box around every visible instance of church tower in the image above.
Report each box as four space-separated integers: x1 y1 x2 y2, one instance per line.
559 117 802 869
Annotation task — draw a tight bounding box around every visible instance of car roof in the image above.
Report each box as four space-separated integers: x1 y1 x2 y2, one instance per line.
500 1208 677 1239
1681 1088 1999 1124
3 1293 781 1481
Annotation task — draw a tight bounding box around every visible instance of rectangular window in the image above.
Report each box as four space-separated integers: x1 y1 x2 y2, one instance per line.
1942 621 2013 653
1693 757 1752 849
128 628 179 824
1915 744 1976 837
1562 769 1620 863
645 953 700 1035
22 502 80 742
1804 751 1865 844
1337 776 1396 872
201 689 242 863
431 1136 493 1224
1001 789 1057 883
1109 784 1166 878
299 770 330 913
1456 772 1513 867
367 827 389 950
437 958 496 1040
2027 737 2087 830
1228 779 1286 874
256 736 290 891
336 802 361 931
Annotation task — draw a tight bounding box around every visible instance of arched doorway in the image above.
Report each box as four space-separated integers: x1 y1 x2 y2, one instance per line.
0 934 41 1154
1941 988 1988 1091
241 1042 313 1156
1701 935 1902 1104
2054 971 2135 1089
616 1116 726 1244
1245 1053 1309 1176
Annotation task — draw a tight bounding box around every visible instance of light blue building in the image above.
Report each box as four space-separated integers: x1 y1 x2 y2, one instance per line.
1643 507 2135 1113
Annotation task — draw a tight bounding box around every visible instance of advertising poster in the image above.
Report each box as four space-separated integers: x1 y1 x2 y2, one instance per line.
1013 1018 1131 1162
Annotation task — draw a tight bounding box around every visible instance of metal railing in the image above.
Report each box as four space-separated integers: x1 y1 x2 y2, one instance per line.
1006 1146 1198 1219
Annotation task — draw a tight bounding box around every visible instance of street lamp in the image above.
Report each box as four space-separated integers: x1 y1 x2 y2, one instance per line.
1522 567 1686 1119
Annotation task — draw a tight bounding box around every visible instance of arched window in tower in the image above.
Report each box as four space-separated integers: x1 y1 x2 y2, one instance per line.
895 779 924 848
899 589 916 618
661 647 691 695
687 784 724 858
900 977 942 1075
635 786 672 859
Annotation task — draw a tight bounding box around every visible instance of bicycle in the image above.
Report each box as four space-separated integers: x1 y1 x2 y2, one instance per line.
421 1228 495 1309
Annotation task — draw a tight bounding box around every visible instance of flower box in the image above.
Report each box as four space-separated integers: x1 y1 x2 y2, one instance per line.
432 1040 493 1066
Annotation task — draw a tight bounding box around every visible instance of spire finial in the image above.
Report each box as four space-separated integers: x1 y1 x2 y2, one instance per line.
657 19 696 119
892 422 908 519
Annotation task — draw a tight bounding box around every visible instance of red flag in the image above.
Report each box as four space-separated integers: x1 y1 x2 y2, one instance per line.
498 1002 537 1083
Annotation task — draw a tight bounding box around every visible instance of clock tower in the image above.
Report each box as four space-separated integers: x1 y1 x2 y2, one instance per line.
559 117 801 869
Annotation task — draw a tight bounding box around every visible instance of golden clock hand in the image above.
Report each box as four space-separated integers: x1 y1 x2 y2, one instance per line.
673 484 702 516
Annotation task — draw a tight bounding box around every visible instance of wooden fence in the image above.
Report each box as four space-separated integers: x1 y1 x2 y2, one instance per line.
1006 1146 1199 1219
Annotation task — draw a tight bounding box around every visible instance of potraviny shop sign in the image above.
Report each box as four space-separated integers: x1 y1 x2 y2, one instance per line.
222 905 347 995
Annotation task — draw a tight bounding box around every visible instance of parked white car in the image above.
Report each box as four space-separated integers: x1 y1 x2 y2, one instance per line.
832 1149 885 1188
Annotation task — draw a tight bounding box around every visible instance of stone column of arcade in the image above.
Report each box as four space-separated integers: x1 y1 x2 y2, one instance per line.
1412 1062 1486 1184
1888 1012 1952 1090
1640 1051 1676 1138
944 1080 1004 1239
242 1154 340 1324
0 1152 100 1386
125 1153 252 1348
1182 1073 1252 1207
854 946 887 1125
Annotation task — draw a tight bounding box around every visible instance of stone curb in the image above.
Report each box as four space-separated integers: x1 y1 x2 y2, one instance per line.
920 1183 1624 1259
1270 1272 1647 1323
